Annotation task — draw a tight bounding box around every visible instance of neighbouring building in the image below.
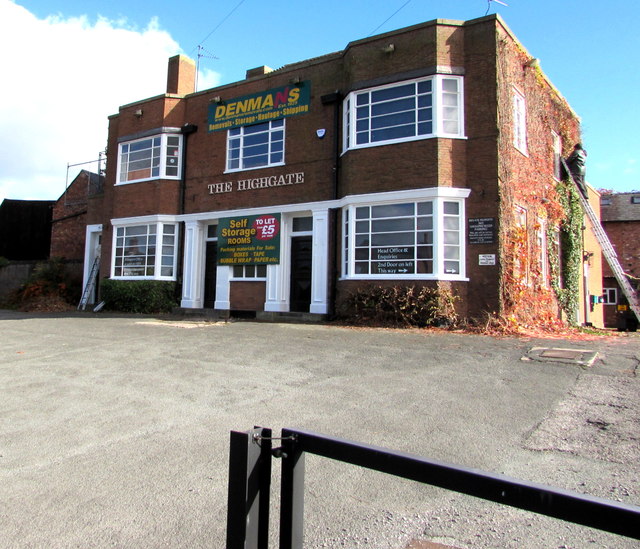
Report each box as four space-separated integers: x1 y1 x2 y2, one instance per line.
50 170 104 261
80 14 604 326
600 192 640 327
0 199 54 261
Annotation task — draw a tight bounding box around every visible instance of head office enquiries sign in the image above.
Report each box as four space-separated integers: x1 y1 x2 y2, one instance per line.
208 83 311 132
218 214 281 265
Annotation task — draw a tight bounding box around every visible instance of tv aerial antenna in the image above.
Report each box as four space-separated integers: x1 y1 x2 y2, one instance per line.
195 45 219 91
485 0 508 15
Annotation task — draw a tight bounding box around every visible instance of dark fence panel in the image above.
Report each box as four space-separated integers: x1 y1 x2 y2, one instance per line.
227 427 640 549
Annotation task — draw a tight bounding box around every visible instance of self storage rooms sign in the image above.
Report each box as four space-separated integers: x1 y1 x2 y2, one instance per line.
218 214 281 265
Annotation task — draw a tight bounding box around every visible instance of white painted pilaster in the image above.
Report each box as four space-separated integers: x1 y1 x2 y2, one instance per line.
214 266 231 310
180 220 205 308
310 209 330 314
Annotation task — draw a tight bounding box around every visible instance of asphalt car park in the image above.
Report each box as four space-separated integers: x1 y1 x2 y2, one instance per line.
1 310 638 548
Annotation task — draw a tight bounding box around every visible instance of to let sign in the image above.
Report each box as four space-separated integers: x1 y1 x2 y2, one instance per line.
218 213 281 265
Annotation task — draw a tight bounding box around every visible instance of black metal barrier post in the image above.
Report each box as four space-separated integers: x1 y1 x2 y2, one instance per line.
279 433 305 549
278 427 640 549
226 427 272 549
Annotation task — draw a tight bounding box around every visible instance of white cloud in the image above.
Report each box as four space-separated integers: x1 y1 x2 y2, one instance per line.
0 1 220 202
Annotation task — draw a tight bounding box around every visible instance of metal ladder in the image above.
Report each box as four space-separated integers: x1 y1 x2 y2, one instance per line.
561 158 640 322
78 255 100 311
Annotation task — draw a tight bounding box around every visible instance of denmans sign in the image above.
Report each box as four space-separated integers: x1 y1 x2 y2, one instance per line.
208 83 311 132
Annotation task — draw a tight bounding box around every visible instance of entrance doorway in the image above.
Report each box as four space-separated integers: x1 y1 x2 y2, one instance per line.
204 241 217 308
290 236 312 312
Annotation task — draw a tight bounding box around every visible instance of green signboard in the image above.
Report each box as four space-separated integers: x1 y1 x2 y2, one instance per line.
218 213 281 265
208 83 311 132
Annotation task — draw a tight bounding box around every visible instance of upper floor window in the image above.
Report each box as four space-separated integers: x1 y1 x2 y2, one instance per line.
552 131 562 180
227 119 285 172
342 75 465 152
513 88 527 154
112 222 177 280
117 133 182 184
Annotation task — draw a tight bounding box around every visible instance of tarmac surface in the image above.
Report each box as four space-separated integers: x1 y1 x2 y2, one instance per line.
0 310 638 548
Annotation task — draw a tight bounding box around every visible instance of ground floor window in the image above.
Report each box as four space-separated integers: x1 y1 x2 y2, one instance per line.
602 287 617 305
342 195 466 279
113 222 177 279
232 264 267 279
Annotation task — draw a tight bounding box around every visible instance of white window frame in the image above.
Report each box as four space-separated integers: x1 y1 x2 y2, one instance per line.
117 133 183 184
552 131 562 180
602 287 617 305
112 221 178 280
514 205 528 283
536 217 548 287
226 119 285 172
231 264 267 280
342 75 465 152
513 88 528 155
341 192 467 281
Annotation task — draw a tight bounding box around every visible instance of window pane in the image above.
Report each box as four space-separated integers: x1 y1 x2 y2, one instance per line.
372 203 414 218
292 217 313 232
443 217 459 230
442 79 458 92
355 221 369 233
372 125 414 142
371 83 414 102
444 261 459 274
371 218 414 232
371 232 414 246
444 202 459 215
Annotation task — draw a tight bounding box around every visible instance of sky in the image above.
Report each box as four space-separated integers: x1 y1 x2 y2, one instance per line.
1 0 639 203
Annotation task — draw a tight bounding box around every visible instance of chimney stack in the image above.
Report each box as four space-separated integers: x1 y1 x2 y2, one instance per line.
166 55 196 95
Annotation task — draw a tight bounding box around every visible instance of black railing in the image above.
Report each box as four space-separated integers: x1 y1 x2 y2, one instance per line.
226 427 640 548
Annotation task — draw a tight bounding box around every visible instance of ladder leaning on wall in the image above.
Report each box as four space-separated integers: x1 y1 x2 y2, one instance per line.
561 158 640 322
78 254 100 311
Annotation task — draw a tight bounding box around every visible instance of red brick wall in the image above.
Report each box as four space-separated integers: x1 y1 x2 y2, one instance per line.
50 172 89 260
92 16 587 323
230 281 266 310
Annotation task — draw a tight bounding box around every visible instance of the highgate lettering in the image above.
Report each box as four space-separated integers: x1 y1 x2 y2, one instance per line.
207 172 304 195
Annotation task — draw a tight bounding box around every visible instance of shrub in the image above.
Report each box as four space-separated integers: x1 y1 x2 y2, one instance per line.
100 279 178 314
337 284 459 328
10 258 80 310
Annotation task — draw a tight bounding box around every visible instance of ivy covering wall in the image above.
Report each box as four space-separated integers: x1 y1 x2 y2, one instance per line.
495 28 583 327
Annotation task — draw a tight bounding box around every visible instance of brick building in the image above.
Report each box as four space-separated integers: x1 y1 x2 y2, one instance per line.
82 14 604 326
50 170 104 261
600 192 640 327
0 199 54 260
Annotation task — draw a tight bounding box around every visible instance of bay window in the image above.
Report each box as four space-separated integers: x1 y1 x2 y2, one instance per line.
117 133 182 184
343 75 464 151
342 194 467 279
113 222 178 279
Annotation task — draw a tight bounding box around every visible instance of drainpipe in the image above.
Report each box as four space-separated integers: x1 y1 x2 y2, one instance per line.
321 91 342 318
176 123 198 301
